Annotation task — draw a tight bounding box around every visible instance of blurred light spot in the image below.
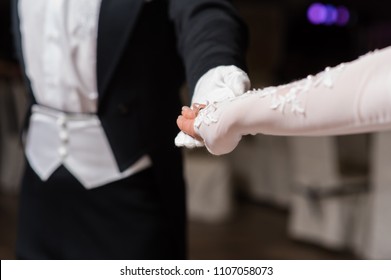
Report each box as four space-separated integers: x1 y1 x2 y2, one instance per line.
324 4 338 25
307 3 326 25
336 6 350 26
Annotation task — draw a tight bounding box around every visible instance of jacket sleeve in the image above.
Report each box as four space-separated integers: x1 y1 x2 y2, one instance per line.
169 0 248 95
195 46 391 155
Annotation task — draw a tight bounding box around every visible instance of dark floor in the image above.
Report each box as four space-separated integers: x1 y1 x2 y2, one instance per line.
0 192 357 260
188 199 357 260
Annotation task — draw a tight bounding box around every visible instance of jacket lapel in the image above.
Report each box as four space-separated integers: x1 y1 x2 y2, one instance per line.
97 0 144 103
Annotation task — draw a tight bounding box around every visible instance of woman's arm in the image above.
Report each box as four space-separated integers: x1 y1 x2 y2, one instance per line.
177 46 391 155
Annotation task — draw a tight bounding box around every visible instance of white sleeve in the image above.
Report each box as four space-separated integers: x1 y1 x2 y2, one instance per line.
195 46 391 155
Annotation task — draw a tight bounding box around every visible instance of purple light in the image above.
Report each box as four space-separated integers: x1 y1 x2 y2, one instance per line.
307 3 327 25
307 3 350 26
336 6 350 26
324 4 338 25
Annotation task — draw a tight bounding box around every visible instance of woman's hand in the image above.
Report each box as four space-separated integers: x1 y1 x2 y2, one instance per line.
176 103 206 141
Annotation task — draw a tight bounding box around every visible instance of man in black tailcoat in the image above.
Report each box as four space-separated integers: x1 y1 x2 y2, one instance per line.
11 0 249 259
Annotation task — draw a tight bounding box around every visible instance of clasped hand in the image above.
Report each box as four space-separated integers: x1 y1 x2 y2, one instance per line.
176 103 206 141
174 65 251 148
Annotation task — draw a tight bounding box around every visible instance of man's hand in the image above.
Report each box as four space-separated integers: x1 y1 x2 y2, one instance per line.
192 65 250 105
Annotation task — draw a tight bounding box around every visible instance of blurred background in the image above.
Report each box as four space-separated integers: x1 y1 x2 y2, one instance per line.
2 0 391 259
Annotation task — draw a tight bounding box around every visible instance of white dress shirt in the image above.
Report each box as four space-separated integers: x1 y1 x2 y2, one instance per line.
18 0 151 189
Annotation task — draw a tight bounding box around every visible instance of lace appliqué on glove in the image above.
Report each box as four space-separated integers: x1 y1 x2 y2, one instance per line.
257 63 347 114
195 62 348 130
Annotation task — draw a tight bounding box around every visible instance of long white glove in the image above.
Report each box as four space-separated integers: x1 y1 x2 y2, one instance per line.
194 46 391 155
175 65 251 148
